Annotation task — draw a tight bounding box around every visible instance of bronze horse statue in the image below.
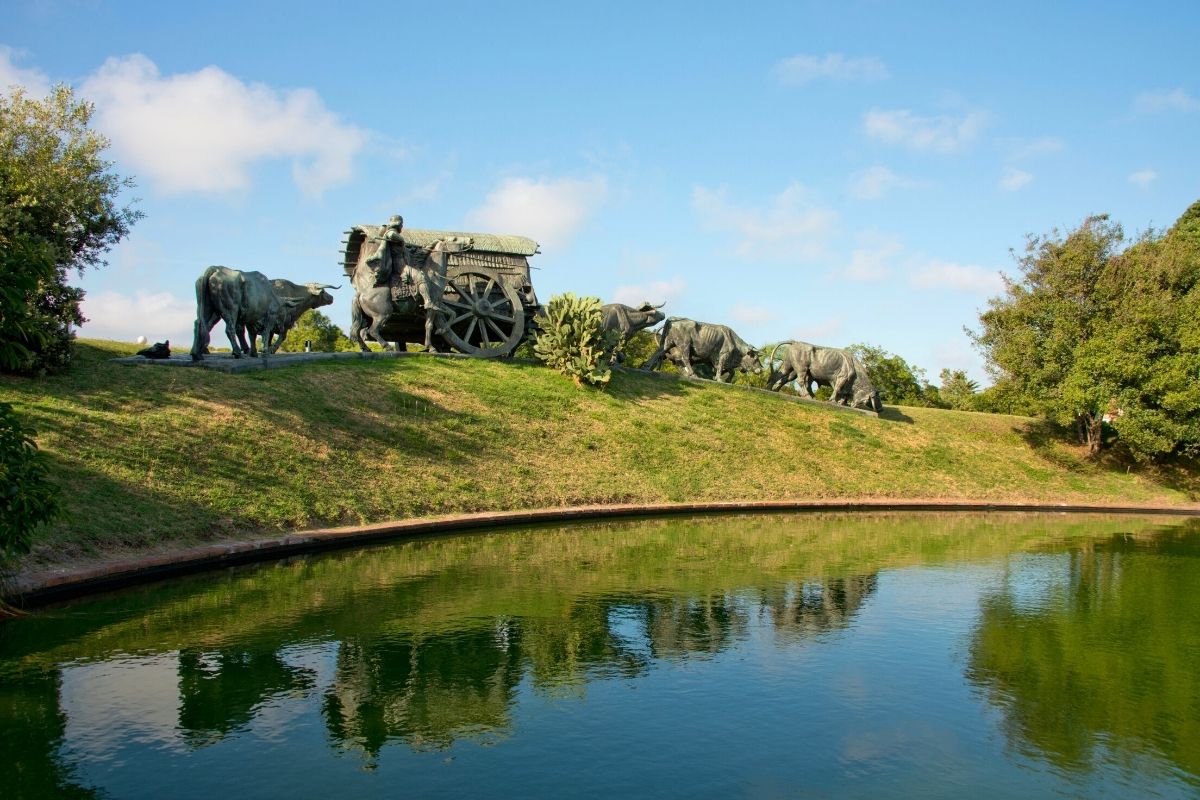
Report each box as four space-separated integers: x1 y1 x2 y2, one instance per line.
349 238 468 351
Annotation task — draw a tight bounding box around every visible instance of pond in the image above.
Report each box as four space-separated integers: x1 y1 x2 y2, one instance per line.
2 512 1199 798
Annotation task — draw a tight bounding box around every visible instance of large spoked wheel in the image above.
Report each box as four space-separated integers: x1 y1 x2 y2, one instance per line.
436 268 526 358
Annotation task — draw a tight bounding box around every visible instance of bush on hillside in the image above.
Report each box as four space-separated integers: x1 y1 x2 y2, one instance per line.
533 293 620 386
0 402 59 565
277 309 357 352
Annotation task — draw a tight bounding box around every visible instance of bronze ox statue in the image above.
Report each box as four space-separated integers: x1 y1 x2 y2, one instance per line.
766 341 883 413
601 301 666 340
190 266 338 360
600 301 666 362
644 317 762 383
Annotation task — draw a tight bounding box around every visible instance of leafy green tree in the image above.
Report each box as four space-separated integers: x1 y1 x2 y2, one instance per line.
847 343 937 407
277 309 356 352
1062 207 1200 460
0 402 59 566
0 86 141 374
972 204 1200 460
969 215 1123 451
938 369 979 411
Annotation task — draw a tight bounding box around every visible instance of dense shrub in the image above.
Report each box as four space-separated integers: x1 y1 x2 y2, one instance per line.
0 403 59 564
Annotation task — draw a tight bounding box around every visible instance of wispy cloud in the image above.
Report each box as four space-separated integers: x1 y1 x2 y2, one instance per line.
793 316 845 344
1007 136 1064 160
842 239 903 282
909 260 1003 293
464 175 608 252
846 165 915 200
81 290 195 345
612 278 686 308
1134 88 1200 114
692 183 838 260
863 107 987 153
0 46 51 96
729 301 779 327
999 168 1033 191
80 54 367 197
773 53 889 85
1129 169 1157 188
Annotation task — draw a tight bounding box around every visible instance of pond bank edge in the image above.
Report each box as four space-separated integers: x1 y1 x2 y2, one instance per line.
8 499 1200 608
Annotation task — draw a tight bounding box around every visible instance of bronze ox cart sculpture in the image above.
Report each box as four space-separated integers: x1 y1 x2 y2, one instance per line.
342 220 541 358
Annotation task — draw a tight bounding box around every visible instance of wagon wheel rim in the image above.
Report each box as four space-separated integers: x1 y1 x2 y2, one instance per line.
436 268 525 358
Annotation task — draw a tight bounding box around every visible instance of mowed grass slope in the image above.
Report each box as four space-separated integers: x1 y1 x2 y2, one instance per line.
1 339 1195 566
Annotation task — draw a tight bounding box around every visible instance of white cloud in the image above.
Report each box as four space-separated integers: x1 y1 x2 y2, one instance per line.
612 278 686 308
692 183 838 260
80 54 367 197
464 175 607 252
793 316 845 343
1129 169 1157 188
773 53 889 85
863 107 987 153
843 240 903 282
1008 136 1064 160
0 46 51 96
909 260 1004 293
999 168 1033 191
1134 88 1200 114
729 301 779 326
846 165 913 200
80 289 195 346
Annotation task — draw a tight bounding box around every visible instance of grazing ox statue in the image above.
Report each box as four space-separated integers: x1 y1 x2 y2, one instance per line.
600 301 666 363
644 317 762 383
766 341 883 413
262 279 340 353
190 266 300 360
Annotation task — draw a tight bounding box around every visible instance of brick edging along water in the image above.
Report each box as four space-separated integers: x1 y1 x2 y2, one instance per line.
8 499 1200 609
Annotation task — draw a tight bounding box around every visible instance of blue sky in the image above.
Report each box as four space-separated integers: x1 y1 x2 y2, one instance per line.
4 0 1198 383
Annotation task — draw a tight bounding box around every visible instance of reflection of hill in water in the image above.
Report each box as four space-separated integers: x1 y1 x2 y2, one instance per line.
0 511 1191 788
966 524 1200 780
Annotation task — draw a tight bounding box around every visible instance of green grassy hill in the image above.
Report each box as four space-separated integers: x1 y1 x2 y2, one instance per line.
1 340 1196 568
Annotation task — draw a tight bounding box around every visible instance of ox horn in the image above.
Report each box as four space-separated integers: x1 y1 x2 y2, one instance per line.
307 282 342 290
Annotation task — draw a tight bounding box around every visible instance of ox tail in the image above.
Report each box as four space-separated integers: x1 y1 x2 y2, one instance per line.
349 292 368 350
643 316 673 371
190 266 218 361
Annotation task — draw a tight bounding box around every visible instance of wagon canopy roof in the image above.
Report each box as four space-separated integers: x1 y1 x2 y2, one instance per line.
351 225 540 257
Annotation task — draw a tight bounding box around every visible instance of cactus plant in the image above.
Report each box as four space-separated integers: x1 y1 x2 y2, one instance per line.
533 293 620 386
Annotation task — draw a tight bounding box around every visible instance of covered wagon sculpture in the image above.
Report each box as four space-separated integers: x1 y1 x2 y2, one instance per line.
343 218 541 358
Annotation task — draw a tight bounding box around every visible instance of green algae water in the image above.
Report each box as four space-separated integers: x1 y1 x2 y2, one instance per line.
3 512 1200 799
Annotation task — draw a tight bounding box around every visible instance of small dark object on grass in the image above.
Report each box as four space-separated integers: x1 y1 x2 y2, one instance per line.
137 340 171 359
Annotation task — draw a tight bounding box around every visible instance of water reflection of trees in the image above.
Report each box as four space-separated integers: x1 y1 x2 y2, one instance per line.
966 527 1200 780
318 575 876 755
177 648 316 745
0 669 98 798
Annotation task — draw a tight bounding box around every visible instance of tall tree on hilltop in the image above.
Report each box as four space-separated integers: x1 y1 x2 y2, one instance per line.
0 85 142 374
971 203 1200 460
969 215 1123 452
